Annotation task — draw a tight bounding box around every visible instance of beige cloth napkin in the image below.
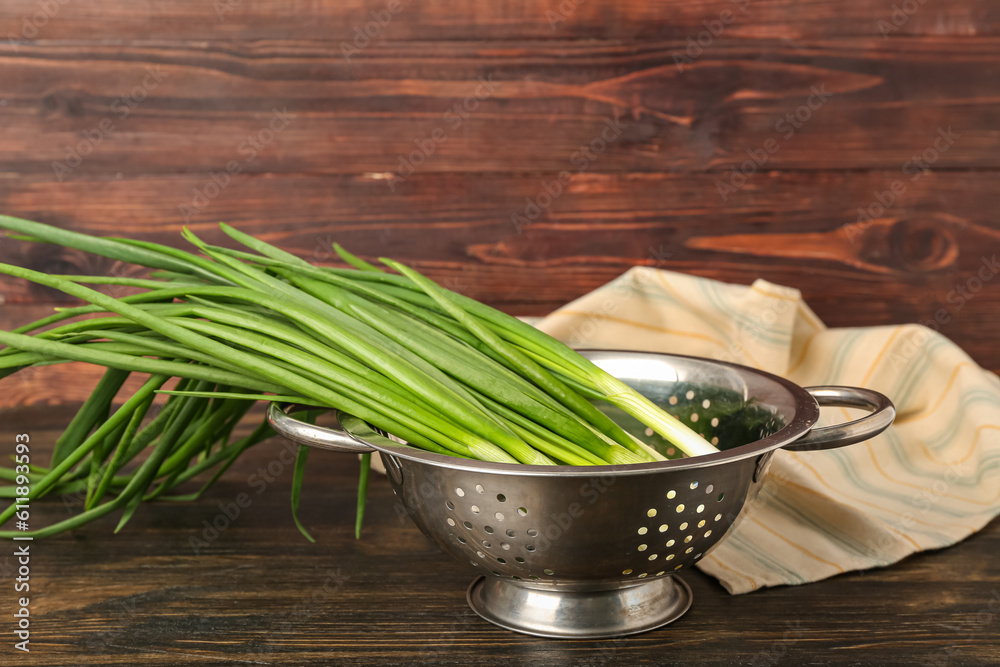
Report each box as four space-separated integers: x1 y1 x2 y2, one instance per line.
534 267 1000 594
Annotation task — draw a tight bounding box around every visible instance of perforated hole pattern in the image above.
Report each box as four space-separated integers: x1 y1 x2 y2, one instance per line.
387 383 768 583
445 482 549 581
439 475 731 582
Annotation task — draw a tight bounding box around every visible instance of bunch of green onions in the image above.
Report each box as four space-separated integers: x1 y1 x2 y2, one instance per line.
0 216 717 540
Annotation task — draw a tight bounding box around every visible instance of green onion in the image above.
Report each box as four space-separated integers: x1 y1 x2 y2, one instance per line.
0 216 719 541
291 443 315 543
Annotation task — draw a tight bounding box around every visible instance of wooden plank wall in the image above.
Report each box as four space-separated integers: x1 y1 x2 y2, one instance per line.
0 0 998 397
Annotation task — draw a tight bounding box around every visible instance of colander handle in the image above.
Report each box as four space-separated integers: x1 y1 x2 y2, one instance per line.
267 403 377 453
782 386 895 452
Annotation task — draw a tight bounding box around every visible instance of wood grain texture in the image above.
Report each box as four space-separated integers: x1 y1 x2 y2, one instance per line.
1 0 998 40
0 39 999 176
1 170 998 376
2 407 998 666
1 4 998 372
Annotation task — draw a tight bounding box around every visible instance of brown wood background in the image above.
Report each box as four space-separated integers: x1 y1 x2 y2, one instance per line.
1 0 999 395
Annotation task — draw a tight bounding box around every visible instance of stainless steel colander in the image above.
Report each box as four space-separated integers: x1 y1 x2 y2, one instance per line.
267 350 894 638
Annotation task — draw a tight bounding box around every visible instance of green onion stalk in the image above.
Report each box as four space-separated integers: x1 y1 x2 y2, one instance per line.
0 215 718 541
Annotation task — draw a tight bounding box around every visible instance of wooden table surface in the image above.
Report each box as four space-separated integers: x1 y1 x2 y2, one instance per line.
1 401 997 666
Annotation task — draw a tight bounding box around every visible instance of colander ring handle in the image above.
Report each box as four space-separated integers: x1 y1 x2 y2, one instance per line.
267 403 377 453
782 386 895 452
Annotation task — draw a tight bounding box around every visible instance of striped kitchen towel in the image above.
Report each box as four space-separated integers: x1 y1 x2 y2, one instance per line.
534 267 1000 594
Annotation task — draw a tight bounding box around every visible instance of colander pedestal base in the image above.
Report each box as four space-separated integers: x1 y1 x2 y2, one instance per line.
466 575 693 639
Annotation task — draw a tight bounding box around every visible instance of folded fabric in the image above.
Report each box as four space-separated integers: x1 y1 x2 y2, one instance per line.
534 267 1000 594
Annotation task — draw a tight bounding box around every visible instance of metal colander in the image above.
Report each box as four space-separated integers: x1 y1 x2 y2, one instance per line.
268 350 894 638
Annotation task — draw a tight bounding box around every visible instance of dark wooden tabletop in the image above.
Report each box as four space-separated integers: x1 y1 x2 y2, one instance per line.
2 401 997 667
